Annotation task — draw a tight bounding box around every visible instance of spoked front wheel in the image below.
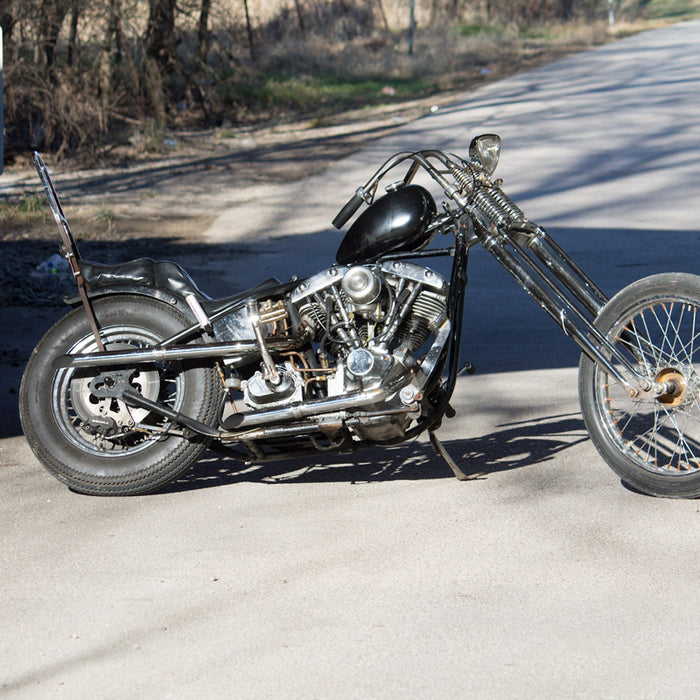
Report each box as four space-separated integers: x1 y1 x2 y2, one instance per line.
579 273 700 498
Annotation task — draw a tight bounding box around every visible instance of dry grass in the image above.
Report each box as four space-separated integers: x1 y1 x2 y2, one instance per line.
2 0 699 166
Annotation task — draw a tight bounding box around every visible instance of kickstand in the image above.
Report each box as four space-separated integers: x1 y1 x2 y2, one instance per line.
429 431 482 481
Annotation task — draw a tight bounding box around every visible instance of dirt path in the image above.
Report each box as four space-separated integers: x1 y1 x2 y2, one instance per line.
1 93 460 231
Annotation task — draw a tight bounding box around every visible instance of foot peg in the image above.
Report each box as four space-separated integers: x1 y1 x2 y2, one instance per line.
429 431 483 481
458 361 476 376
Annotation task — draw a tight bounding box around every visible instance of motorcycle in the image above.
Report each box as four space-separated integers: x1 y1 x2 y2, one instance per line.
20 135 700 498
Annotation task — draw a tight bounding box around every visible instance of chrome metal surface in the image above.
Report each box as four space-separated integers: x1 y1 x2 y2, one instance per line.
379 260 448 293
290 266 347 303
57 335 307 369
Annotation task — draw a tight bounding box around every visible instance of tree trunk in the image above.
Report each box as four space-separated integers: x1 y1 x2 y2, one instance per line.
66 0 81 67
39 0 71 79
145 0 175 70
375 0 389 32
107 0 124 65
292 0 305 37
242 0 255 62
101 0 129 115
0 0 15 47
197 0 211 66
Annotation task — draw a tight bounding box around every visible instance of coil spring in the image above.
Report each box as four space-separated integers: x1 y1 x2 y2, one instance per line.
490 188 525 223
472 188 525 228
449 164 475 196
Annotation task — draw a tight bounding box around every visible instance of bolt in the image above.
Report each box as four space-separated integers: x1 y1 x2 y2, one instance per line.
400 386 416 405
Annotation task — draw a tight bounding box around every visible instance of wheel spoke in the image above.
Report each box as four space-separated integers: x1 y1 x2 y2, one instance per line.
660 404 700 468
662 301 694 366
638 306 661 366
620 319 655 373
614 397 643 435
673 310 700 364
650 302 675 362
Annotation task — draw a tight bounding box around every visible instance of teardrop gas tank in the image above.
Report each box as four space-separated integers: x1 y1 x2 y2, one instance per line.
336 185 437 265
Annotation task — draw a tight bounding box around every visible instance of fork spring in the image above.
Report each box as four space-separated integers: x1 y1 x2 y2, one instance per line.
472 188 525 227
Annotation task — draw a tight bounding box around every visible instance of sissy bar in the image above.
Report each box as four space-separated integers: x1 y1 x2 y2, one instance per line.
32 152 105 351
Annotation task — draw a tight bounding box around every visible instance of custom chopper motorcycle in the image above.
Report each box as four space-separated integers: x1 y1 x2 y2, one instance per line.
20 136 700 498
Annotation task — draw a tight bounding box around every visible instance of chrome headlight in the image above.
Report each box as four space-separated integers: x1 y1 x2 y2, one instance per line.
469 134 501 176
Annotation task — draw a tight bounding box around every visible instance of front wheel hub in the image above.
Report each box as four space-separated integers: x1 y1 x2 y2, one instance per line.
653 368 687 407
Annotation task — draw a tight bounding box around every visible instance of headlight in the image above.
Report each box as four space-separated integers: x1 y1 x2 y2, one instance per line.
469 134 501 176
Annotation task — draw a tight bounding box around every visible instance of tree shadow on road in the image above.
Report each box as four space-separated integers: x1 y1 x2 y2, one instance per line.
160 413 588 492
0 120 402 202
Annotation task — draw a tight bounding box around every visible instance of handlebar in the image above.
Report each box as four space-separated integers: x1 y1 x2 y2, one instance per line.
332 190 365 229
332 149 481 230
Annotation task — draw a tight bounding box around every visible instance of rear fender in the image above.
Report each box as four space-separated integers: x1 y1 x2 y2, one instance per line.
64 284 193 318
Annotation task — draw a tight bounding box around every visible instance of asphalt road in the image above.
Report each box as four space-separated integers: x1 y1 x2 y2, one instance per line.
2 20 700 700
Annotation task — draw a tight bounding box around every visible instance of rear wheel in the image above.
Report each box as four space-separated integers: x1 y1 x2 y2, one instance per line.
578 273 700 498
20 295 219 496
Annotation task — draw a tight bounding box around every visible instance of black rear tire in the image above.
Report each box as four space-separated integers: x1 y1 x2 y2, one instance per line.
578 273 700 498
19 295 219 496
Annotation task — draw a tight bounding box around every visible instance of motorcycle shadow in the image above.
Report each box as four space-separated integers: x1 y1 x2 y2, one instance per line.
162 413 588 493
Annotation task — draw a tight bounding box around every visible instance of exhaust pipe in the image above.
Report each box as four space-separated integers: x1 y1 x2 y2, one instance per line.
224 381 403 430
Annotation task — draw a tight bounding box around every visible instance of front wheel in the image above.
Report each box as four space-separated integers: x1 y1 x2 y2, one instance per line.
579 273 700 498
20 295 220 496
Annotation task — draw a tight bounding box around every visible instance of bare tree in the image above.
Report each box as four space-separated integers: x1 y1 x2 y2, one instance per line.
242 0 255 61
106 0 124 65
39 0 70 79
0 0 14 48
197 0 211 66
66 0 83 66
292 0 306 37
561 0 575 20
145 0 176 70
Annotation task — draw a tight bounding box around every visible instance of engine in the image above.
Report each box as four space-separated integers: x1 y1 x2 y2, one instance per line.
292 260 447 372
288 261 449 433
213 261 450 442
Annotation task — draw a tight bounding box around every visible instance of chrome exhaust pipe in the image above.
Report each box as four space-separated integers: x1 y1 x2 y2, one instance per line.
224 382 401 430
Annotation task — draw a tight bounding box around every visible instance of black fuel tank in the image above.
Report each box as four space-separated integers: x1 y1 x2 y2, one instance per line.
336 185 437 265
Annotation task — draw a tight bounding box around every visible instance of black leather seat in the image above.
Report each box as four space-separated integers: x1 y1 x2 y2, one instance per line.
79 257 292 316
80 258 208 299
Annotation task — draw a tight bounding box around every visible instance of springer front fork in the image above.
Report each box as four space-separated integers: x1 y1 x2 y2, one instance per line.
472 214 649 397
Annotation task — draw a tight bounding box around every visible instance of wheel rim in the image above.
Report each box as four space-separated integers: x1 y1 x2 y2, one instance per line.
52 324 185 457
595 297 700 476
